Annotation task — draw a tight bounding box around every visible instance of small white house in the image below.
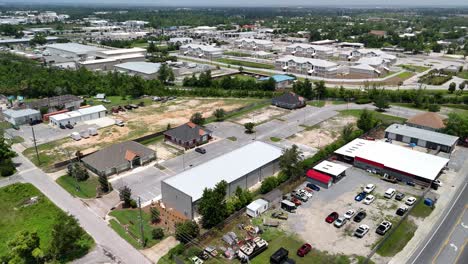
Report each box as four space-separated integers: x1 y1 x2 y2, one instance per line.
246 199 269 218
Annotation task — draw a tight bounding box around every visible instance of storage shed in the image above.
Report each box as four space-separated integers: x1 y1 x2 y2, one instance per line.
246 199 269 218
49 105 107 127
2 109 41 126
305 169 333 189
313 160 348 182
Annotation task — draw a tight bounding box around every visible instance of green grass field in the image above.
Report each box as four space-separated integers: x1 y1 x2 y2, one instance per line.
109 209 163 249
0 183 93 259
376 218 417 257
398 64 430 73
339 109 407 125
395 71 415 79
223 51 252 57
56 175 100 199
216 58 275 69
410 198 434 218
270 136 282 142
307 100 326 107
456 71 468 79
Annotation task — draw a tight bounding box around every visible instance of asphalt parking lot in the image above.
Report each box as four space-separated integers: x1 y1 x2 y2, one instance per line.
285 166 423 257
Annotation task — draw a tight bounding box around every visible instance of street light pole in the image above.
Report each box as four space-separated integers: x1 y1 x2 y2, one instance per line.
31 125 40 165
138 197 145 247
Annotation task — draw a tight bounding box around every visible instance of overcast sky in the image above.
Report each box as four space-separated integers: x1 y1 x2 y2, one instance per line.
3 0 468 7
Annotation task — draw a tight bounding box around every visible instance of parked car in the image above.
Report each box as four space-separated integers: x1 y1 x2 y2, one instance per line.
406 197 417 206
272 211 288 220
124 105 133 110
292 191 308 202
354 224 370 238
334 217 347 228
364 195 375 205
190 256 204 264
59 124 66 129
384 188 396 199
306 183 320 191
396 206 408 216
290 197 302 206
65 123 74 129
382 173 398 183
298 189 313 198
325 212 339 223
395 192 405 201
433 179 443 187
195 147 206 154
296 243 312 257
115 120 124 127
353 211 367 222
344 209 356 219
406 181 416 186
355 192 367 202
364 184 376 193
376 221 392 235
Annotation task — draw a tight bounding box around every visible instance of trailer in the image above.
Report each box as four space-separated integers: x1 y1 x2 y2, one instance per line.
70 132 81 141
80 130 90 138
88 127 98 136
281 200 296 212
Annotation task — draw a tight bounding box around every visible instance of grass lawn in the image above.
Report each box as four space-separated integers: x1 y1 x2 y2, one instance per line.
339 109 407 125
307 100 326 107
139 135 164 146
223 51 252 57
109 209 163 249
88 95 153 109
216 58 275 69
456 71 468 79
223 101 270 121
410 198 434 218
227 136 237 141
270 136 282 142
23 138 70 169
395 71 415 79
56 175 100 199
0 183 94 260
376 218 417 257
398 64 430 73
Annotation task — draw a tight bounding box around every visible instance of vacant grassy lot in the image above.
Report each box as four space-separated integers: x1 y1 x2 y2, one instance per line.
395 71 415 79
376 218 417 257
223 51 252 57
216 58 275 69
457 71 468 79
339 109 407 125
56 175 100 199
307 100 326 107
0 183 93 259
398 64 430 73
409 198 434 218
109 208 163 249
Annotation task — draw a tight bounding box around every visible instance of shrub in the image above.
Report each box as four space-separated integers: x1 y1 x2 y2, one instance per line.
168 244 185 258
0 159 15 176
151 228 164 240
260 176 278 194
428 104 440 112
355 98 372 104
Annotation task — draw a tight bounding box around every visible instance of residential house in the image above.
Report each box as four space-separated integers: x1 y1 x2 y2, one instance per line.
164 122 212 149
234 38 273 51
179 44 223 59
275 55 338 77
285 43 334 59
25 95 83 113
271 92 306 110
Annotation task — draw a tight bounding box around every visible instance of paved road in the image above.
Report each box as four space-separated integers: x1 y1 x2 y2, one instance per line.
408 178 468 264
11 147 151 264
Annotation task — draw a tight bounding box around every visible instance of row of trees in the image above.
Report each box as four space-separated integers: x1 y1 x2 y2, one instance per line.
292 79 327 100
0 136 16 176
183 71 277 91
1 213 92 263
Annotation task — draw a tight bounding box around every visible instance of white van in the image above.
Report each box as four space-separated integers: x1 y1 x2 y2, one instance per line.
70 132 81 141
384 188 396 199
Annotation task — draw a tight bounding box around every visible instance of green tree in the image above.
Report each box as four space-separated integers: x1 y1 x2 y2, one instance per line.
448 82 456 94
175 220 200 243
147 41 157 55
279 145 303 180
260 176 278 194
67 162 89 182
0 136 17 176
443 112 468 139
238 66 244 72
314 80 326 100
357 109 378 132
198 180 228 228
190 112 205 125
341 124 355 142
373 92 390 112
428 104 441 112
98 174 110 193
150 207 160 224
6 230 42 264
30 33 47 46
213 108 226 121
119 186 133 208
158 64 174 84
151 228 164 240
459 81 466 91
244 122 255 134
49 213 88 261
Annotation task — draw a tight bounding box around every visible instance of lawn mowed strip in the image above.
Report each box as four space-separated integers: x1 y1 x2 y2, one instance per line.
339 109 407 125
376 218 417 257
216 58 275 69
56 175 100 199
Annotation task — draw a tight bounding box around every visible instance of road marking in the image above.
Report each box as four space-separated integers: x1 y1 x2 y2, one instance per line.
431 199 467 264
461 222 468 229
450 243 459 251
412 181 467 264
454 240 467 264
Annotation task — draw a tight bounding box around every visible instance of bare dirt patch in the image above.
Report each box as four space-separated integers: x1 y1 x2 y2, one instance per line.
289 115 357 148
233 106 288 124
147 141 182 161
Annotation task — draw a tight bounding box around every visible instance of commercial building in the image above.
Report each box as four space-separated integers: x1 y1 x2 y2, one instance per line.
2 109 41 126
49 105 106 127
179 44 223 59
164 122 212 149
285 43 334 59
25 94 83 113
275 56 338 77
161 141 283 219
82 141 156 177
406 112 445 131
271 92 306 110
234 38 273 51
385 124 459 153
312 160 348 182
258 74 295 89
45 43 106 61
168 37 193 45
93 47 146 59
79 54 145 71
305 170 333 189
334 138 449 186
114 62 161 79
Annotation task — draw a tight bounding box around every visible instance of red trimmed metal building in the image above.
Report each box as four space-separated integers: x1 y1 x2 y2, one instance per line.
306 169 333 189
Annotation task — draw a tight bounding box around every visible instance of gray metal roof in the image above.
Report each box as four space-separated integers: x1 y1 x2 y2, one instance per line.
114 62 161 75
163 141 283 202
82 141 155 172
164 122 212 142
46 43 105 55
3 108 40 118
385 124 459 147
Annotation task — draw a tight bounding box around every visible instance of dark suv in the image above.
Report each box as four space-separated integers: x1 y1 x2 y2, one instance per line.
353 211 367 222
195 147 206 154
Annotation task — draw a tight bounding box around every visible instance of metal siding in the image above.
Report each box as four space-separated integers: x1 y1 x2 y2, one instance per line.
418 139 427 147
229 176 247 196
161 181 193 219
402 136 411 143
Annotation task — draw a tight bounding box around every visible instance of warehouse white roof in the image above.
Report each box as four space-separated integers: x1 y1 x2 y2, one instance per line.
385 124 459 147
51 105 106 121
164 141 283 201
46 43 105 55
3 108 40 118
313 161 348 176
334 138 449 180
114 62 161 75
96 47 145 56
235 38 273 45
79 54 145 65
181 44 222 52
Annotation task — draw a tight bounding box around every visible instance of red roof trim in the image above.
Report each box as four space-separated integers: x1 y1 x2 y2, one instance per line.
355 156 384 168
306 170 332 184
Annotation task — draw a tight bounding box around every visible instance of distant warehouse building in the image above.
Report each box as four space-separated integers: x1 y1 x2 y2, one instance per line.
49 105 106 127
161 141 283 219
334 138 449 186
385 124 459 153
114 62 162 80
2 109 41 126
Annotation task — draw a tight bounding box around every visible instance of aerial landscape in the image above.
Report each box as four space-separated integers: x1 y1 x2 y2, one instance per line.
0 1 467 264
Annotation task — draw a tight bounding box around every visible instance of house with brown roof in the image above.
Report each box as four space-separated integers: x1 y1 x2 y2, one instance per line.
406 112 446 131
164 122 212 149
82 141 156 177
369 30 387 37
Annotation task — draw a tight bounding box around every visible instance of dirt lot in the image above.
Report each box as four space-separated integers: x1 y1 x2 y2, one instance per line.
233 106 288 125
289 115 357 148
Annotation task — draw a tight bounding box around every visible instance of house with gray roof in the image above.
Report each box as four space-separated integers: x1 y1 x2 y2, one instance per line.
114 62 162 79
271 92 306 110
82 141 156 177
164 122 212 149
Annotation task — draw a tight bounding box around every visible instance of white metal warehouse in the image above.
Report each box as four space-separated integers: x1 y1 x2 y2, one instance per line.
161 141 283 219
49 105 107 126
334 138 449 186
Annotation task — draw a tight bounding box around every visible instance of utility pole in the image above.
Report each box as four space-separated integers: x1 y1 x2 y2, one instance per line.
138 197 145 247
64 148 80 192
31 125 40 165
